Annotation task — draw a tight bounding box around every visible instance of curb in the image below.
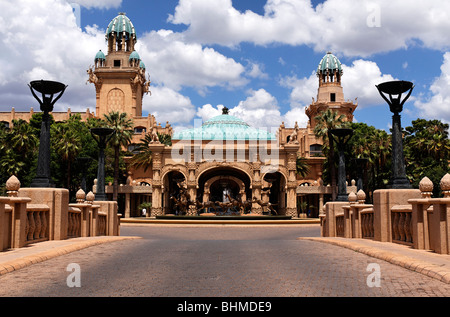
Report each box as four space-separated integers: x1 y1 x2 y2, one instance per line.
0 236 141 276
298 237 450 284
121 218 320 225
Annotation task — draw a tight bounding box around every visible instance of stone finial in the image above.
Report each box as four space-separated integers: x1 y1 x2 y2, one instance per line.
6 175 20 197
351 179 356 186
419 176 434 198
86 191 95 204
348 191 357 204
440 173 450 198
76 188 86 203
357 189 366 203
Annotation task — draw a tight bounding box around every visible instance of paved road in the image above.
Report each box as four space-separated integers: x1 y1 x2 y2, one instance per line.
0 224 449 297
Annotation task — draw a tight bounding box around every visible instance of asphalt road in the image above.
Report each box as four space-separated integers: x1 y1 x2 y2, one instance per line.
0 224 449 298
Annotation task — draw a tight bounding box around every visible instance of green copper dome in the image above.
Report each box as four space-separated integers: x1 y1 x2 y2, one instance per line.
95 50 106 61
129 50 140 61
173 113 276 141
139 61 146 69
106 13 136 40
317 52 342 74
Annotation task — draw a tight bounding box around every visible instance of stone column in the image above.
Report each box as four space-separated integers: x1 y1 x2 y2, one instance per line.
149 144 165 217
124 193 131 218
285 143 300 217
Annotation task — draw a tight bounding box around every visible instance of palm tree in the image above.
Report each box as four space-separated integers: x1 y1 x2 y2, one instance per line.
104 111 134 201
313 109 346 200
128 132 172 172
296 156 310 178
53 123 81 190
128 133 154 172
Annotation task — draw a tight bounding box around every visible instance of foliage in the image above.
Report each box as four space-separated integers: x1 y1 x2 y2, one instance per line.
313 109 346 195
296 156 310 178
103 111 134 200
404 119 450 196
128 132 172 172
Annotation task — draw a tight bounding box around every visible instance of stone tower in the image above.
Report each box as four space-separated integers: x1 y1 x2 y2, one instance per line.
305 52 357 129
87 13 150 118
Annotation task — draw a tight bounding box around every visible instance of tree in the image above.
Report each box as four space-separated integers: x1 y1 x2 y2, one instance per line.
313 109 346 200
104 111 134 201
0 119 38 186
404 119 450 196
128 132 172 172
296 156 310 178
52 120 81 190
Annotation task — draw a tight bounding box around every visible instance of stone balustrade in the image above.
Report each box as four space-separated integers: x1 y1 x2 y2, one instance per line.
0 176 120 252
320 174 450 255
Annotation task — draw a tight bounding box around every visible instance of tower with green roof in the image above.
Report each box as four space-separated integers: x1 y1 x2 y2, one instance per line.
306 52 357 129
88 13 150 118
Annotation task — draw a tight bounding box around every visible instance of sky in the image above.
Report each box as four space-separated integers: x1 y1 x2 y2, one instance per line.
1 0 450 134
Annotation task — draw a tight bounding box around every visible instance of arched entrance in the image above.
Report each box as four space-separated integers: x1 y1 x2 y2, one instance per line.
263 171 287 215
197 166 251 213
162 170 187 215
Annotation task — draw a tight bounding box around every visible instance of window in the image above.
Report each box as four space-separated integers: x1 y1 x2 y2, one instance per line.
134 127 146 134
310 144 323 156
330 93 336 102
114 60 121 67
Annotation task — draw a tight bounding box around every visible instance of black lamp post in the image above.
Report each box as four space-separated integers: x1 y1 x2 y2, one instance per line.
76 157 91 193
376 80 414 189
353 158 368 191
91 128 115 201
28 80 67 188
330 128 353 201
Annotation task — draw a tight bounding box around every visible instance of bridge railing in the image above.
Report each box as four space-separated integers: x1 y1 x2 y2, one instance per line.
320 174 450 255
0 176 120 252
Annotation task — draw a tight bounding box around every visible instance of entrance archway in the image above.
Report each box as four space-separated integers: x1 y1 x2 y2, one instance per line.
163 170 187 214
197 167 251 205
262 171 287 215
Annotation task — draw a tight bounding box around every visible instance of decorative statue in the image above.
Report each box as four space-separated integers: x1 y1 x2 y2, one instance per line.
252 197 277 215
149 125 160 143
86 66 98 85
143 74 151 95
288 122 299 144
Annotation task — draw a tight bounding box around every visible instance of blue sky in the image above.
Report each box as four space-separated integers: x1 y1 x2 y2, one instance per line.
2 0 450 133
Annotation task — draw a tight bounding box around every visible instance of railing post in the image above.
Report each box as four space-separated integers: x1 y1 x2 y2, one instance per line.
6 176 31 249
0 197 8 251
85 191 99 236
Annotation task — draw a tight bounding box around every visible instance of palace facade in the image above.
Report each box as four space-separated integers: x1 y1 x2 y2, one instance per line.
0 13 358 218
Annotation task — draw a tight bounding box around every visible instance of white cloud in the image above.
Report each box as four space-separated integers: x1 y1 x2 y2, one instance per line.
169 0 450 57
195 89 309 130
136 30 247 92
0 0 105 111
283 107 309 129
196 104 224 122
414 52 450 123
143 85 196 125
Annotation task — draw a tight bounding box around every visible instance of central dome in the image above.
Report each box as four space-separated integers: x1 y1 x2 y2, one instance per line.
173 113 276 141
